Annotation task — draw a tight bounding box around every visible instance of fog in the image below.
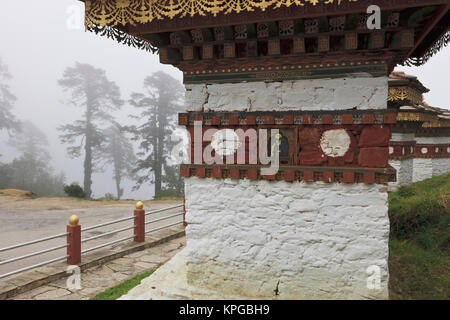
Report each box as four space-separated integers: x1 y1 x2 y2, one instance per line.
0 1 448 199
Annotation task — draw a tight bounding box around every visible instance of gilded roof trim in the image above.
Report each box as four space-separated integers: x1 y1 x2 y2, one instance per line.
84 0 360 28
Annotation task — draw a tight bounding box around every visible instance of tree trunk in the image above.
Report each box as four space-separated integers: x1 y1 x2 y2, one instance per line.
84 136 92 198
154 107 164 199
114 164 122 200
84 106 93 198
154 136 162 198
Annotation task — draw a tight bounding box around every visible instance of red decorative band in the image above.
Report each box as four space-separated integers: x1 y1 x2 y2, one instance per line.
180 165 396 184
414 144 450 159
389 141 416 160
179 110 397 126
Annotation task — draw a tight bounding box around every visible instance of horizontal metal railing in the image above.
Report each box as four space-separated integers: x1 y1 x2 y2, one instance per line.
0 232 69 253
81 235 136 254
0 255 70 279
0 244 69 266
145 204 184 216
0 231 70 279
0 201 186 280
81 216 135 232
145 221 184 234
145 211 184 225
81 225 136 243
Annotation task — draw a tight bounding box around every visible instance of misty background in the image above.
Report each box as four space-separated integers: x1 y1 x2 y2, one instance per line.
0 1 449 200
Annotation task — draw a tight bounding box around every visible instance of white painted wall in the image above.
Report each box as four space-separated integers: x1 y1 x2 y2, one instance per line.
389 159 414 188
390 133 415 142
412 136 450 182
412 158 433 182
184 177 390 299
185 77 388 112
432 158 450 177
415 137 450 145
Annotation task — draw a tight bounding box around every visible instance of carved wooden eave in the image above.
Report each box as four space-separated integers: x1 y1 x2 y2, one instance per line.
81 0 450 71
396 110 438 123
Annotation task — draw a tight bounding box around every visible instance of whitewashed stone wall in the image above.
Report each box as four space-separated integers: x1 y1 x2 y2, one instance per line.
415 137 450 145
184 177 389 299
185 77 387 112
391 133 415 142
413 136 450 182
412 158 433 182
389 159 414 188
388 133 415 189
432 158 450 177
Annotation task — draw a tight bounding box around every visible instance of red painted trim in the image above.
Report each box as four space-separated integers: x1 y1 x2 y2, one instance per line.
134 209 145 243
67 225 81 265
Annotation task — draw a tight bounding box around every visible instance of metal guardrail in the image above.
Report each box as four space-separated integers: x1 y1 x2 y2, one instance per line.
0 201 186 280
0 255 70 279
145 211 184 225
81 225 136 243
145 204 184 216
81 216 135 232
146 221 184 234
0 232 69 253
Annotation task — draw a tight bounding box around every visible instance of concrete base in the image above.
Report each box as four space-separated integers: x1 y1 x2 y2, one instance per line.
118 249 251 300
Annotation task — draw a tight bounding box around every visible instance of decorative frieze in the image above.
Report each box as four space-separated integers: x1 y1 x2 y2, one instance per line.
179 111 396 181
415 144 450 158
388 87 424 105
179 111 397 127
183 62 388 84
180 164 395 184
389 141 450 160
389 141 416 160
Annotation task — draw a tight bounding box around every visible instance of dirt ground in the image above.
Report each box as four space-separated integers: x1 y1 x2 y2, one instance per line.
0 189 180 211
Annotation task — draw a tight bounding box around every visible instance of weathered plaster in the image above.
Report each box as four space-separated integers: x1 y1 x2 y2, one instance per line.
432 158 450 177
388 159 414 188
412 158 433 182
184 177 390 300
415 137 450 145
185 77 388 112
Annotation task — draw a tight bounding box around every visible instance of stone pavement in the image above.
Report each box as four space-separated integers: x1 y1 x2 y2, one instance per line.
10 236 186 300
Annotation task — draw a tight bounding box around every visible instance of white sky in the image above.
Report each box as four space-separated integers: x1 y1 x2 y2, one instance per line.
0 1 448 199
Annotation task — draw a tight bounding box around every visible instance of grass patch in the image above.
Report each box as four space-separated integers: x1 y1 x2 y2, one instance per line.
24 192 39 199
389 173 449 299
153 196 184 201
90 270 155 300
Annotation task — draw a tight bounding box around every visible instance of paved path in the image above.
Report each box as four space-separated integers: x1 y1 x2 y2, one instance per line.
11 236 186 300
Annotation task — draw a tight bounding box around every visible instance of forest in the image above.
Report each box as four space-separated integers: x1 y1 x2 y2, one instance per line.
0 57 184 200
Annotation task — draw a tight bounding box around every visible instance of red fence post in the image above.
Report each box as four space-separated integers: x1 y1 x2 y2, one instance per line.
183 198 187 227
67 215 81 265
134 201 145 242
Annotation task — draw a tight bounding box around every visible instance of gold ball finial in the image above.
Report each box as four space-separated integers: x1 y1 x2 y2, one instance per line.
136 201 144 210
69 215 79 226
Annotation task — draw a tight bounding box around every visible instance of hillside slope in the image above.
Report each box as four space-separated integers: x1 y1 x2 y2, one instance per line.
388 173 449 299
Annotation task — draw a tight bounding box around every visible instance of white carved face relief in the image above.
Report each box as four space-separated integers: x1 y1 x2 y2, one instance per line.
320 129 351 157
211 129 241 156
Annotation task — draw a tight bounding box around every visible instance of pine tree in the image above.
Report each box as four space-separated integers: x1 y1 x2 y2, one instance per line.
58 63 123 198
100 124 136 199
128 71 184 198
0 57 20 132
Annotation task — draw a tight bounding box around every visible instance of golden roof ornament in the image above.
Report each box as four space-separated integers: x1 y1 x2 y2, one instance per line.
84 0 359 27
